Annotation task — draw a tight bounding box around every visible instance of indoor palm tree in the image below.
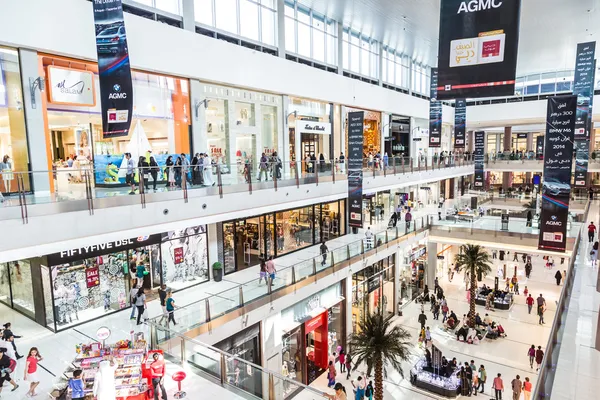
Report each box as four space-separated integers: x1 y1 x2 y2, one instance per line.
348 312 412 400
454 244 493 326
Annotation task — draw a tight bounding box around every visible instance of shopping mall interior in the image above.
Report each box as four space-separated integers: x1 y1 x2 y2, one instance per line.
0 0 599 399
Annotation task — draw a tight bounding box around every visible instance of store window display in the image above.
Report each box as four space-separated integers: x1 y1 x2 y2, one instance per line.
0 47 31 193
261 105 278 157
282 327 303 398
41 55 191 188
206 98 230 167
160 225 209 290
352 256 395 331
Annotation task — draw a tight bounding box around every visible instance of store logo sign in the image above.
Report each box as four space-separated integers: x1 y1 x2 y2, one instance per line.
59 238 136 259
47 66 96 106
457 0 503 14
297 121 332 135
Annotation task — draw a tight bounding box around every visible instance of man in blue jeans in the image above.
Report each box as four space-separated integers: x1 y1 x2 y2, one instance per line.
129 284 138 320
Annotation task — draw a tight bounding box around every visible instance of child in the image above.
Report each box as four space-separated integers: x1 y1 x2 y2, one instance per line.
472 374 479 396
24 347 43 397
365 380 374 400
68 369 85 400
523 286 528 297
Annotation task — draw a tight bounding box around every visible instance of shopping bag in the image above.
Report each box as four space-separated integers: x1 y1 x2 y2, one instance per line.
143 307 149 321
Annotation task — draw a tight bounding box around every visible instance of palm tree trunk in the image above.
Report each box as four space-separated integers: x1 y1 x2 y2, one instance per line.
469 265 477 327
375 353 384 400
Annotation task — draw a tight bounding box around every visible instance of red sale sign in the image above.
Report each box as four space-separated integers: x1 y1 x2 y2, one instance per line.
86 266 100 288
174 247 184 264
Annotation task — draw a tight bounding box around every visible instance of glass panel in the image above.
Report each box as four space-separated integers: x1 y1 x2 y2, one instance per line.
40 264 55 329
187 343 222 380
240 0 259 41
326 33 336 64
234 102 256 127
0 47 31 193
51 252 129 329
194 0 214 26
297 6 310 24
540 82 556 93
312 28 325 62
8 261 34 317
261 105 278 158
361 45 369 76
284 2 295 17
297 22 311 57
282 327 304 397
223 221 236 275
350 44 360 73
261 8 276 46
275 206 314 256
216 0 238 34
285 16 296 52
155 0 181 15
342 41 349 69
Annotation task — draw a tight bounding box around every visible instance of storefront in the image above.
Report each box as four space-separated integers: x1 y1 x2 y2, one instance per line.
351 255 395 332
288 97 333 167
385 114 411 158
398 242 426 306
0 225 209 331
0 46 31 194
281 283 345 397
200 83 282 174
344 107 381 159
40 54 191 189
219 200 346 275
214 324 262 397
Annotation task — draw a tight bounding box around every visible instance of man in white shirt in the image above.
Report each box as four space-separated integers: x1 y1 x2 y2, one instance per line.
203 153 215 186
365 227 373 249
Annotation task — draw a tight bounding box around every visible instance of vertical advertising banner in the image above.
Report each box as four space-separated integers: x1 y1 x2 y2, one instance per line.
574 140 590 187
92 0 134 138
473 131 485 188
573 42 595 139
348 112 364 228
429 68 442 147
539 95 577 252
535 135 544 160
454 99 467 148
437 0 522 99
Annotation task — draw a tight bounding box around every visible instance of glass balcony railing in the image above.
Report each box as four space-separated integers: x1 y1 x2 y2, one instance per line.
0 156 473 222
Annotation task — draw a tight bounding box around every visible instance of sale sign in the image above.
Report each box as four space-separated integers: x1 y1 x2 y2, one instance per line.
86 266 100 288
174 247 184 264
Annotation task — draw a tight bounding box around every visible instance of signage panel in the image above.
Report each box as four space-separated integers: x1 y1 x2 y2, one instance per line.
474 131 485 188
47 66 96 106
296 121 332 135
429 68 442 147
454 98 466 148
348 111 364 227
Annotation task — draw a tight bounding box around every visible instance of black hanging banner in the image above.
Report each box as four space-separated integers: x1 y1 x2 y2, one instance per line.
535 135 544 160
437 0 522 99
92 0 134 138
539 95 577 252
454 99 466 148
574 140 590 187
348 111 364 228
573 42 595 139
429 68 442 148
474 131 485 188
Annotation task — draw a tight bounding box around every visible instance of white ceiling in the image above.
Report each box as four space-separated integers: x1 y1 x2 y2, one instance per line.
297 0 600 75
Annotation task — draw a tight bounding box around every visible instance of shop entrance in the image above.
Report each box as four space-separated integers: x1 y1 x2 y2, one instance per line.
236 134 256 171
234 217 264 272
305 313 328 385
129 245 161 289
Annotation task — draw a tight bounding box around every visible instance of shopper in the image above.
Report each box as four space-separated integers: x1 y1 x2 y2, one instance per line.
158 284 168 326
511 375 521 400
180 153 191 186
345 354 352 379
477 365 487 394
130 282 139 320
150 352 168 400
166 291 177 326
203 153 215 186
536 294 546 324
525 261 532 278
522 377 532 400
425 327 432 346
326 382 347 400
68 369 85 400
365 380 374 400
138 156 150 193
320 241 329 266
266 256 277 286
528 345 535 368
535 346 544 371
589 221 597 242
405 210 412 230
0 347 18 394
365 227 373 249
24 347 42 397
258 259 268 285
351 376 366 400
339 349 346 373
464 362 473 396
125 153 136 194
148 150 159 191
526 294 534 314
492 373 504 400
592 242 599 267
135 287 147 325
258 153 269 181
327 361 337 388
136 262 146 288
554 270 562 285
1 323 21 359
418 311 427 329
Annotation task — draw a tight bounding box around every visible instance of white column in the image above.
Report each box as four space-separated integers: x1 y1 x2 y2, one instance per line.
381 112 390 155
333 104 342 158
181 0 196 32
190 80 207 154
427 241 438 288
19 48 50 197
337 23 344 75
276 0 286 58
282 95 290 171
394 251 401 314
378 42 383 86
345 276 353 336
408 59 413 95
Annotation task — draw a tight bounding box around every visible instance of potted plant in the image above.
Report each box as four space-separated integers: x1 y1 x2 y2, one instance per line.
212 262 223 282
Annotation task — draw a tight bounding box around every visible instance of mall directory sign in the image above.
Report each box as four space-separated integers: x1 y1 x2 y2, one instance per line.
436 0 522 99
454 99 466 148
429 69 442 147
539 95 577 252
473 131 485 188
92 0 134 138
348 111 364 228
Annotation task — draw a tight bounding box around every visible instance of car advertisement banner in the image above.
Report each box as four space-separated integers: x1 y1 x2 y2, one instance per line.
573 42 595 139
92 0 134 138
429 68 442 147
574 140 589 187
539 95 577 252
474 131 485 188
348 111 364 227
454 99 467 148
436 0 522 99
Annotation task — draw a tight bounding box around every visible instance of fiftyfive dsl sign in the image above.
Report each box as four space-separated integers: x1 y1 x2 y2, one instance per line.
458 0 503 13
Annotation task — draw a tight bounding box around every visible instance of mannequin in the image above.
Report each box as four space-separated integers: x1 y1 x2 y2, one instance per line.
93 360 117 400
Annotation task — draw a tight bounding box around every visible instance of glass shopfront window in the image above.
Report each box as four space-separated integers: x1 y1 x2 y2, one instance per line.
6 261 35 318
0 47 31 194
160 226 209 291
41 55 190 189
261 105 278 157
206 98 230 167
287 97 332 167
352 255 395 332
221 200 346 274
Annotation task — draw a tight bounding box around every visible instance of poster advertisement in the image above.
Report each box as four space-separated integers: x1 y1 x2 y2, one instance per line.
573 42 595 139
173 247 184 264
454 98 466 148
92 0 134 138
86 266 100 288
348 111 364 228
574 140 589 187
535 135 544 160
437 0 522 99
539 95 576 252
474 131 485 188
429 68 442 147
